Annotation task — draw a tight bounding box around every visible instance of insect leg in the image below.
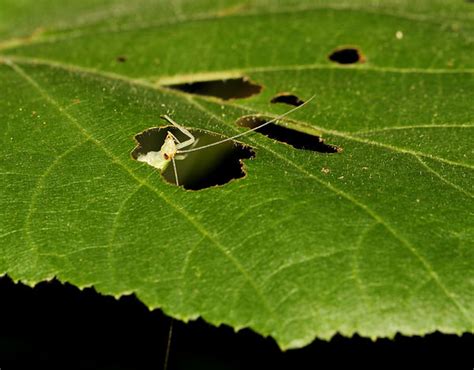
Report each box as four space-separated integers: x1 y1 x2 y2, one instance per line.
166 131 181 145
175 137 199 161
161 115 195 149
172 157 179 186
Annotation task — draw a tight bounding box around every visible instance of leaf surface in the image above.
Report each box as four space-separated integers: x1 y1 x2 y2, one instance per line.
1 0 473 348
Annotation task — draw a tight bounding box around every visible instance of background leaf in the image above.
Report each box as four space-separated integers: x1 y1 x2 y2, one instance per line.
1 0 473 349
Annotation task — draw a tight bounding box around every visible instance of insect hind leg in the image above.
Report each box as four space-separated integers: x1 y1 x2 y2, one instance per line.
175 138 199 161
161 114 195 149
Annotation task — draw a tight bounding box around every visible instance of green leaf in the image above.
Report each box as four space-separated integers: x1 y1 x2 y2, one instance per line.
1 0 473 349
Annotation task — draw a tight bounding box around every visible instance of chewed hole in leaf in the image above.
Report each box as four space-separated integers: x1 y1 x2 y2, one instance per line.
131 126 255 190
163 77 262 100
236 116 340 153
328 47 365 64
270 92 305 107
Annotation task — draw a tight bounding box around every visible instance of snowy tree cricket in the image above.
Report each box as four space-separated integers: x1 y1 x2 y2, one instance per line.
136 95 316 186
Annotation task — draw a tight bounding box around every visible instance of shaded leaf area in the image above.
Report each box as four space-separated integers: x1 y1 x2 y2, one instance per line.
0 0 473 349
1 0 473 44
3 3 474 76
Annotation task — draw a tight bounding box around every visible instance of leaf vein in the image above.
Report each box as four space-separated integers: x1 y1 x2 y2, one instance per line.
353 124 474 135
415 155 473 198
22 139 90 270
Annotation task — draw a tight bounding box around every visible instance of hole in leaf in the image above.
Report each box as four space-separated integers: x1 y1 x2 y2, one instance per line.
328 47 365 64
116 56 127 63
235 116 340 153
132 126 255 190
164 77 262 100
270 92 305 107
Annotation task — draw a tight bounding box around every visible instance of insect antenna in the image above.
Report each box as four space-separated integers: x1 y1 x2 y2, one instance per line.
172 157 179 186
177 94 315 154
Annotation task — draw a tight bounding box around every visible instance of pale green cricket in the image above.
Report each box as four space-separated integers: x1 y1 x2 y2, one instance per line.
137 95 315 185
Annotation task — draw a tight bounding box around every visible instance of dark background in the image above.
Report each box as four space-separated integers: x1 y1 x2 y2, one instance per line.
0 276 471 369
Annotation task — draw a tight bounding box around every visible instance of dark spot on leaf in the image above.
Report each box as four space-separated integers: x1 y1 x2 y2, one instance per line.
270 92 305 107
132 126 255 190
163 77 262 100
116 56 127 63
328 47 365 64
235 116 340 153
